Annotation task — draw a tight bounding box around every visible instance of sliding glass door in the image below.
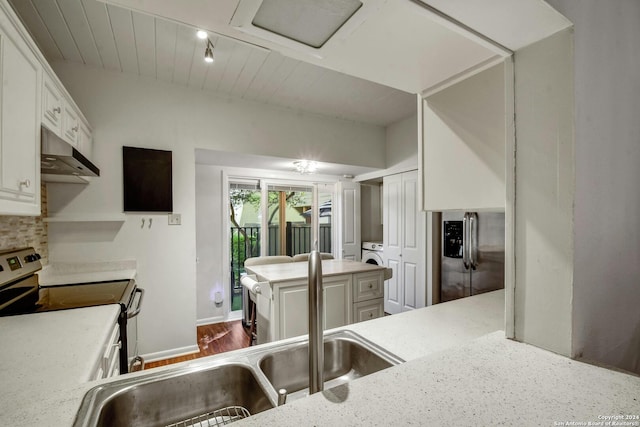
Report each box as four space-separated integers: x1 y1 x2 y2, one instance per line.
227 179 335 317
266 184 313 256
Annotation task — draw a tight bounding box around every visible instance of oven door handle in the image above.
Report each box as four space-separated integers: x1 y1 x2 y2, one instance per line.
127 287 145 319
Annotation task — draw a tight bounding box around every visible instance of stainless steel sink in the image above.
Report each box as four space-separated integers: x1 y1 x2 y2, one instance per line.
74 362 274 427
74 331 403 426
259 334 403 401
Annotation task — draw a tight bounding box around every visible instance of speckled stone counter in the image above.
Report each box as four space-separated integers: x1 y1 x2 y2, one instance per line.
234 331 640 426
245 259 386 283
0 305 120 426
37 260 137 286
2 290 639 426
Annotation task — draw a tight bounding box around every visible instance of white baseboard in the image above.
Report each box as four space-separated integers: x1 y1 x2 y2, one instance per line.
196 316 225 326
141 344 199 363
196 311 244 326
227 310 243 321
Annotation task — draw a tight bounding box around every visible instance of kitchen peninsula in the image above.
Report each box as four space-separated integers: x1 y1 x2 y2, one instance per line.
1 290 639 426
245 259 390 344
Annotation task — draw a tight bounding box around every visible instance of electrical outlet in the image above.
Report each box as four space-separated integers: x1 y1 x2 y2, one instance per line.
168 213 181 225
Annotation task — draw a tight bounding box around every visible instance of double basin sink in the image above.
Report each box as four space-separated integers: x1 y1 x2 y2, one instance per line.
73 330 404 427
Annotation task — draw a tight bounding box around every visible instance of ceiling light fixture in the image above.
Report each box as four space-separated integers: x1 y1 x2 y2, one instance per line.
196 29 208 39
204 38 214 63
293 160 318 174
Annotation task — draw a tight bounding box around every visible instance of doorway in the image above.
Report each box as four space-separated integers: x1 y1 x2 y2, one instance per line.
227 180 334 318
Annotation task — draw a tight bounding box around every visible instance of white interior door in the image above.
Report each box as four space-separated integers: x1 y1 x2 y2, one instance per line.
401 171 422 311
383 173 403 314
336 181 361 260
384 171 424 314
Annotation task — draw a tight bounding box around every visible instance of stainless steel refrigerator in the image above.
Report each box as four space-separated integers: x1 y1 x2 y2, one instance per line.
439 211 505 302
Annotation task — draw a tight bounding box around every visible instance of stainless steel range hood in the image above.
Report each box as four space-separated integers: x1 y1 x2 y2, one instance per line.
41 127 99 184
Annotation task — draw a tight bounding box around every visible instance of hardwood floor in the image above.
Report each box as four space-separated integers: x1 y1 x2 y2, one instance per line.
143 321 251 370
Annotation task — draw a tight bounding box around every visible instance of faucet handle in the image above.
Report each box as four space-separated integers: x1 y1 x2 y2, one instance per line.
278 388 288 406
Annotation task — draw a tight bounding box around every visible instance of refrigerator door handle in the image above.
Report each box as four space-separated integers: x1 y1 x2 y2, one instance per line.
462 212 470 270
469 212 478 270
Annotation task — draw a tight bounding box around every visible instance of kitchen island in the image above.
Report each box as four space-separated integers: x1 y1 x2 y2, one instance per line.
1 290 639 426
245 259 391 344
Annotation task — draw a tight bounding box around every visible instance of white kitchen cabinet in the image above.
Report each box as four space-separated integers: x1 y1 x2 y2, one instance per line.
383 170 425 314
276 275 352 340
62 98 79 147
42 73 62 135
353 299 384 323
0 8 41 216
77 121 93 159
352 271 384 323
91 321 121 380
43 74 92 158
420 62 506 211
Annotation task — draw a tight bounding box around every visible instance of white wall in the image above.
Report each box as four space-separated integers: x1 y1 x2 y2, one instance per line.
195 165 226 323
360 183 382 242
47 62 385 358
386 114 418 171
513 28 574 357
546 0 640 374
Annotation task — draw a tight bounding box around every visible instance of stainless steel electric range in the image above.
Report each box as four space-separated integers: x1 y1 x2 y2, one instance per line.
0 247 144 374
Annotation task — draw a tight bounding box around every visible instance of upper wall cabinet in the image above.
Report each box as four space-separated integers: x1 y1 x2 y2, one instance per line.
62 98 80 147
421 62 508 211
0 4 41 215
43 71 91 154
42 74 63 136
0 0 94 215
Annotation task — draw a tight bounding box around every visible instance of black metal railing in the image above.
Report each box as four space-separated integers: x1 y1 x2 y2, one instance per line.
230 223 333 308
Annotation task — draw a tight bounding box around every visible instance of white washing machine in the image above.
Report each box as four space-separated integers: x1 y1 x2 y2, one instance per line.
361 241 384 265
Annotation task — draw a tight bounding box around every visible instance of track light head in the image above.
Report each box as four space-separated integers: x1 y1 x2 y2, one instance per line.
204 39 214 63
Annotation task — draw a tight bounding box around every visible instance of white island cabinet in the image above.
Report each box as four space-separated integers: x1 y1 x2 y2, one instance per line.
245 259 388 343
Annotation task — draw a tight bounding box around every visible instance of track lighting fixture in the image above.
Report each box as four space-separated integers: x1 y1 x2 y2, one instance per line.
204 38 214 63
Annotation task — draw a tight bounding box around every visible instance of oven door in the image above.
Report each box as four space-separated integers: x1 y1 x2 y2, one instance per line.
124 287 144 372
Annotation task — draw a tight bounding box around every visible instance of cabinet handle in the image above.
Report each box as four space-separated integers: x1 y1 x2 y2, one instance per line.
53 106 61 114
72 125 79 132
19 179 31 189
369 313 373 318
368 283 373 289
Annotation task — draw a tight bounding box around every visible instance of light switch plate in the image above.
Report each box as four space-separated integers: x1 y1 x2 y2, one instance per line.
168 213 181 225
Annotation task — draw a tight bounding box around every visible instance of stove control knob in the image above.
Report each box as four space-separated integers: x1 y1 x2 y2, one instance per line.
24 254 38 263
34 253 41 260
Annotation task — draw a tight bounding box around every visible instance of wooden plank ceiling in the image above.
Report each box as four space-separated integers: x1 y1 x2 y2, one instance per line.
9 0 415 126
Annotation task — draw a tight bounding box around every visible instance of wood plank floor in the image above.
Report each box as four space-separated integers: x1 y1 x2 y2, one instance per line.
143 321 251 370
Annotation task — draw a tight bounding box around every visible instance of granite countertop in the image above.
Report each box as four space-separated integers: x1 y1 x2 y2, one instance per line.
246 259 386 283
37 261 137 286
236 331 640 426
0 305 121 426
2 290 639 426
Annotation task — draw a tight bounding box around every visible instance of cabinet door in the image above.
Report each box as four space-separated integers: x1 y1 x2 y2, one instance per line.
77 122 92 159
421 62 506 211
353 271 383 303
62 99 79 146
277 275 352 340
353 299 384 323
42 74 62 135
0 24 41 215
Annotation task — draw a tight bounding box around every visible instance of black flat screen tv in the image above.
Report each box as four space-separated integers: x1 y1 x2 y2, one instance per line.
123 146 173 212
